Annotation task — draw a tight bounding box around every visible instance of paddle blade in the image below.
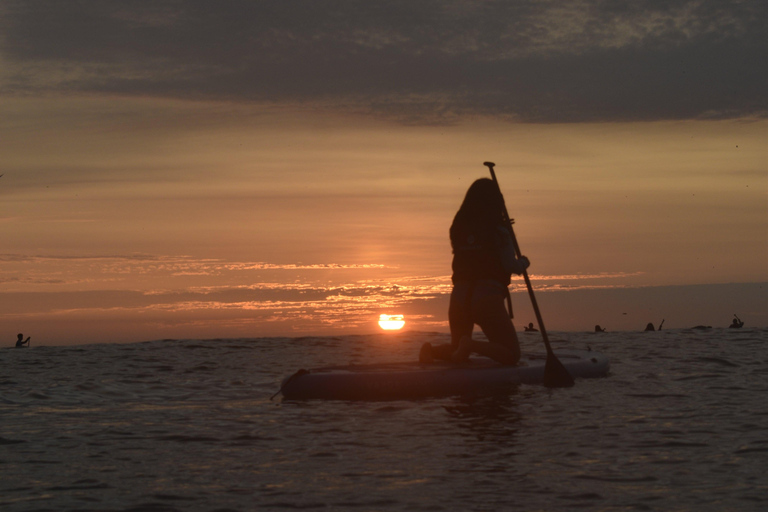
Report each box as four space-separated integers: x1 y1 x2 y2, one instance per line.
543 353 575 388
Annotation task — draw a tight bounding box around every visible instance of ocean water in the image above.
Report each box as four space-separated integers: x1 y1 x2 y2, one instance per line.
1 328 767 512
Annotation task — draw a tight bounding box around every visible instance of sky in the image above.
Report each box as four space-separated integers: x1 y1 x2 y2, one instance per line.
1 1 766 345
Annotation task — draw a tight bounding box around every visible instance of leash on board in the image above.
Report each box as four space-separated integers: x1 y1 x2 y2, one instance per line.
270 368 309 401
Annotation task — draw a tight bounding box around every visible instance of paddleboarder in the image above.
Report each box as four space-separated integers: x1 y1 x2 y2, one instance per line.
644 319 664 331
524 322 538 332
420 178 529 365
15 333 30 347
729 315 744 328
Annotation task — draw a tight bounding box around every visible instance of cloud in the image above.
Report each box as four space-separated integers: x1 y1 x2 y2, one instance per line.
223 263 387 271
0 256 649 320
1 1 765 123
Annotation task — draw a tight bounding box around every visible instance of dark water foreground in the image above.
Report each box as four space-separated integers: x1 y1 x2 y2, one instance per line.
1 328 766 511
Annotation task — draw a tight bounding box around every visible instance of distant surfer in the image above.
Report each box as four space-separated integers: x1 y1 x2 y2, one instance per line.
644 319 664 332
524 322 538 332
15 333 30 347
419 178 529 366
729 315 744 329
595 325 606 333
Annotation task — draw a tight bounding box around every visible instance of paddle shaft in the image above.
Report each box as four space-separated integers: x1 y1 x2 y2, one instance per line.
486 163 556 357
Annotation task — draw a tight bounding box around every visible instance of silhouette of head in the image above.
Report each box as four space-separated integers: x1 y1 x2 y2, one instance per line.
17 333 23 341
457 178 505 223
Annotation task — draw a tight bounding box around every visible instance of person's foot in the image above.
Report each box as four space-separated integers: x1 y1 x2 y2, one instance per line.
451 335 472 363
419 342 434 363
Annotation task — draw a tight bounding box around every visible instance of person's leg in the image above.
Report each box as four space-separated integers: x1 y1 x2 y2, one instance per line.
470 282 520 365
449 282 474 348
442 282 474 362
422 282 474 363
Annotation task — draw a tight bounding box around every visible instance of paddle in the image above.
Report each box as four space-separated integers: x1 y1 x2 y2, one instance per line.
484 161 574 388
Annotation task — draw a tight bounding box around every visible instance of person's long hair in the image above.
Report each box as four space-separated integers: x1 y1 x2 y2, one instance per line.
452 178 505 227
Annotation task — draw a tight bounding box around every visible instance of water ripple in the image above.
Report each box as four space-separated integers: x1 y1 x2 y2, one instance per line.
0 329 766 511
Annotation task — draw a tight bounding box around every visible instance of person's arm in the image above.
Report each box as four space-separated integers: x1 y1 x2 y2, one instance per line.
499 226 530 275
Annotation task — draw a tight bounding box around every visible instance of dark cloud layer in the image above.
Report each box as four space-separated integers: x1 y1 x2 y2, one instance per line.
1 0 765 123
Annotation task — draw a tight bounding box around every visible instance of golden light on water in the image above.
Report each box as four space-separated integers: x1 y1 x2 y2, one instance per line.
378 314 405 331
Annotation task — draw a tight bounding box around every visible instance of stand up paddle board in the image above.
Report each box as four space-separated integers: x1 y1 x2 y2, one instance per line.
278 348 609 400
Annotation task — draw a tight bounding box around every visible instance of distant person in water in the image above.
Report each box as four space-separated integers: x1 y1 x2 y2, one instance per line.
729 315 744 329
524 322 538 332
419 178 529 366
595 325 606 333
15 333 30 347
644 319 664 332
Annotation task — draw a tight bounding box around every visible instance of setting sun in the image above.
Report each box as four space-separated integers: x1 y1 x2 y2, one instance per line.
378 314 405 331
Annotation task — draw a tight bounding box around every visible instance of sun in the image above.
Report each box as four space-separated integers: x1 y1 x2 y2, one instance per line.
378 314 405 331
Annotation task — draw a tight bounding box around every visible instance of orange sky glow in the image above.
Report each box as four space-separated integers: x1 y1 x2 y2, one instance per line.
1 3 766 345
2 99 765 344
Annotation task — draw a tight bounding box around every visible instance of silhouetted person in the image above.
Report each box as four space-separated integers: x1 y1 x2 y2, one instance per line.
644 319 663 331
595 325 606 333
15 333 30 347
419 178 529 366
524 322 538 332
729 315 744 329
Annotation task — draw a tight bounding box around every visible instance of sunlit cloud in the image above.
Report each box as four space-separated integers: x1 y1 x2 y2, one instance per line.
224 263 387 271
0 253 647 302
0 260 652 333
525 272 645 281
0 254 393 292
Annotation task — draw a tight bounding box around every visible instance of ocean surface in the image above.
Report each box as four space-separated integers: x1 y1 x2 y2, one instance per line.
1 328 767 512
